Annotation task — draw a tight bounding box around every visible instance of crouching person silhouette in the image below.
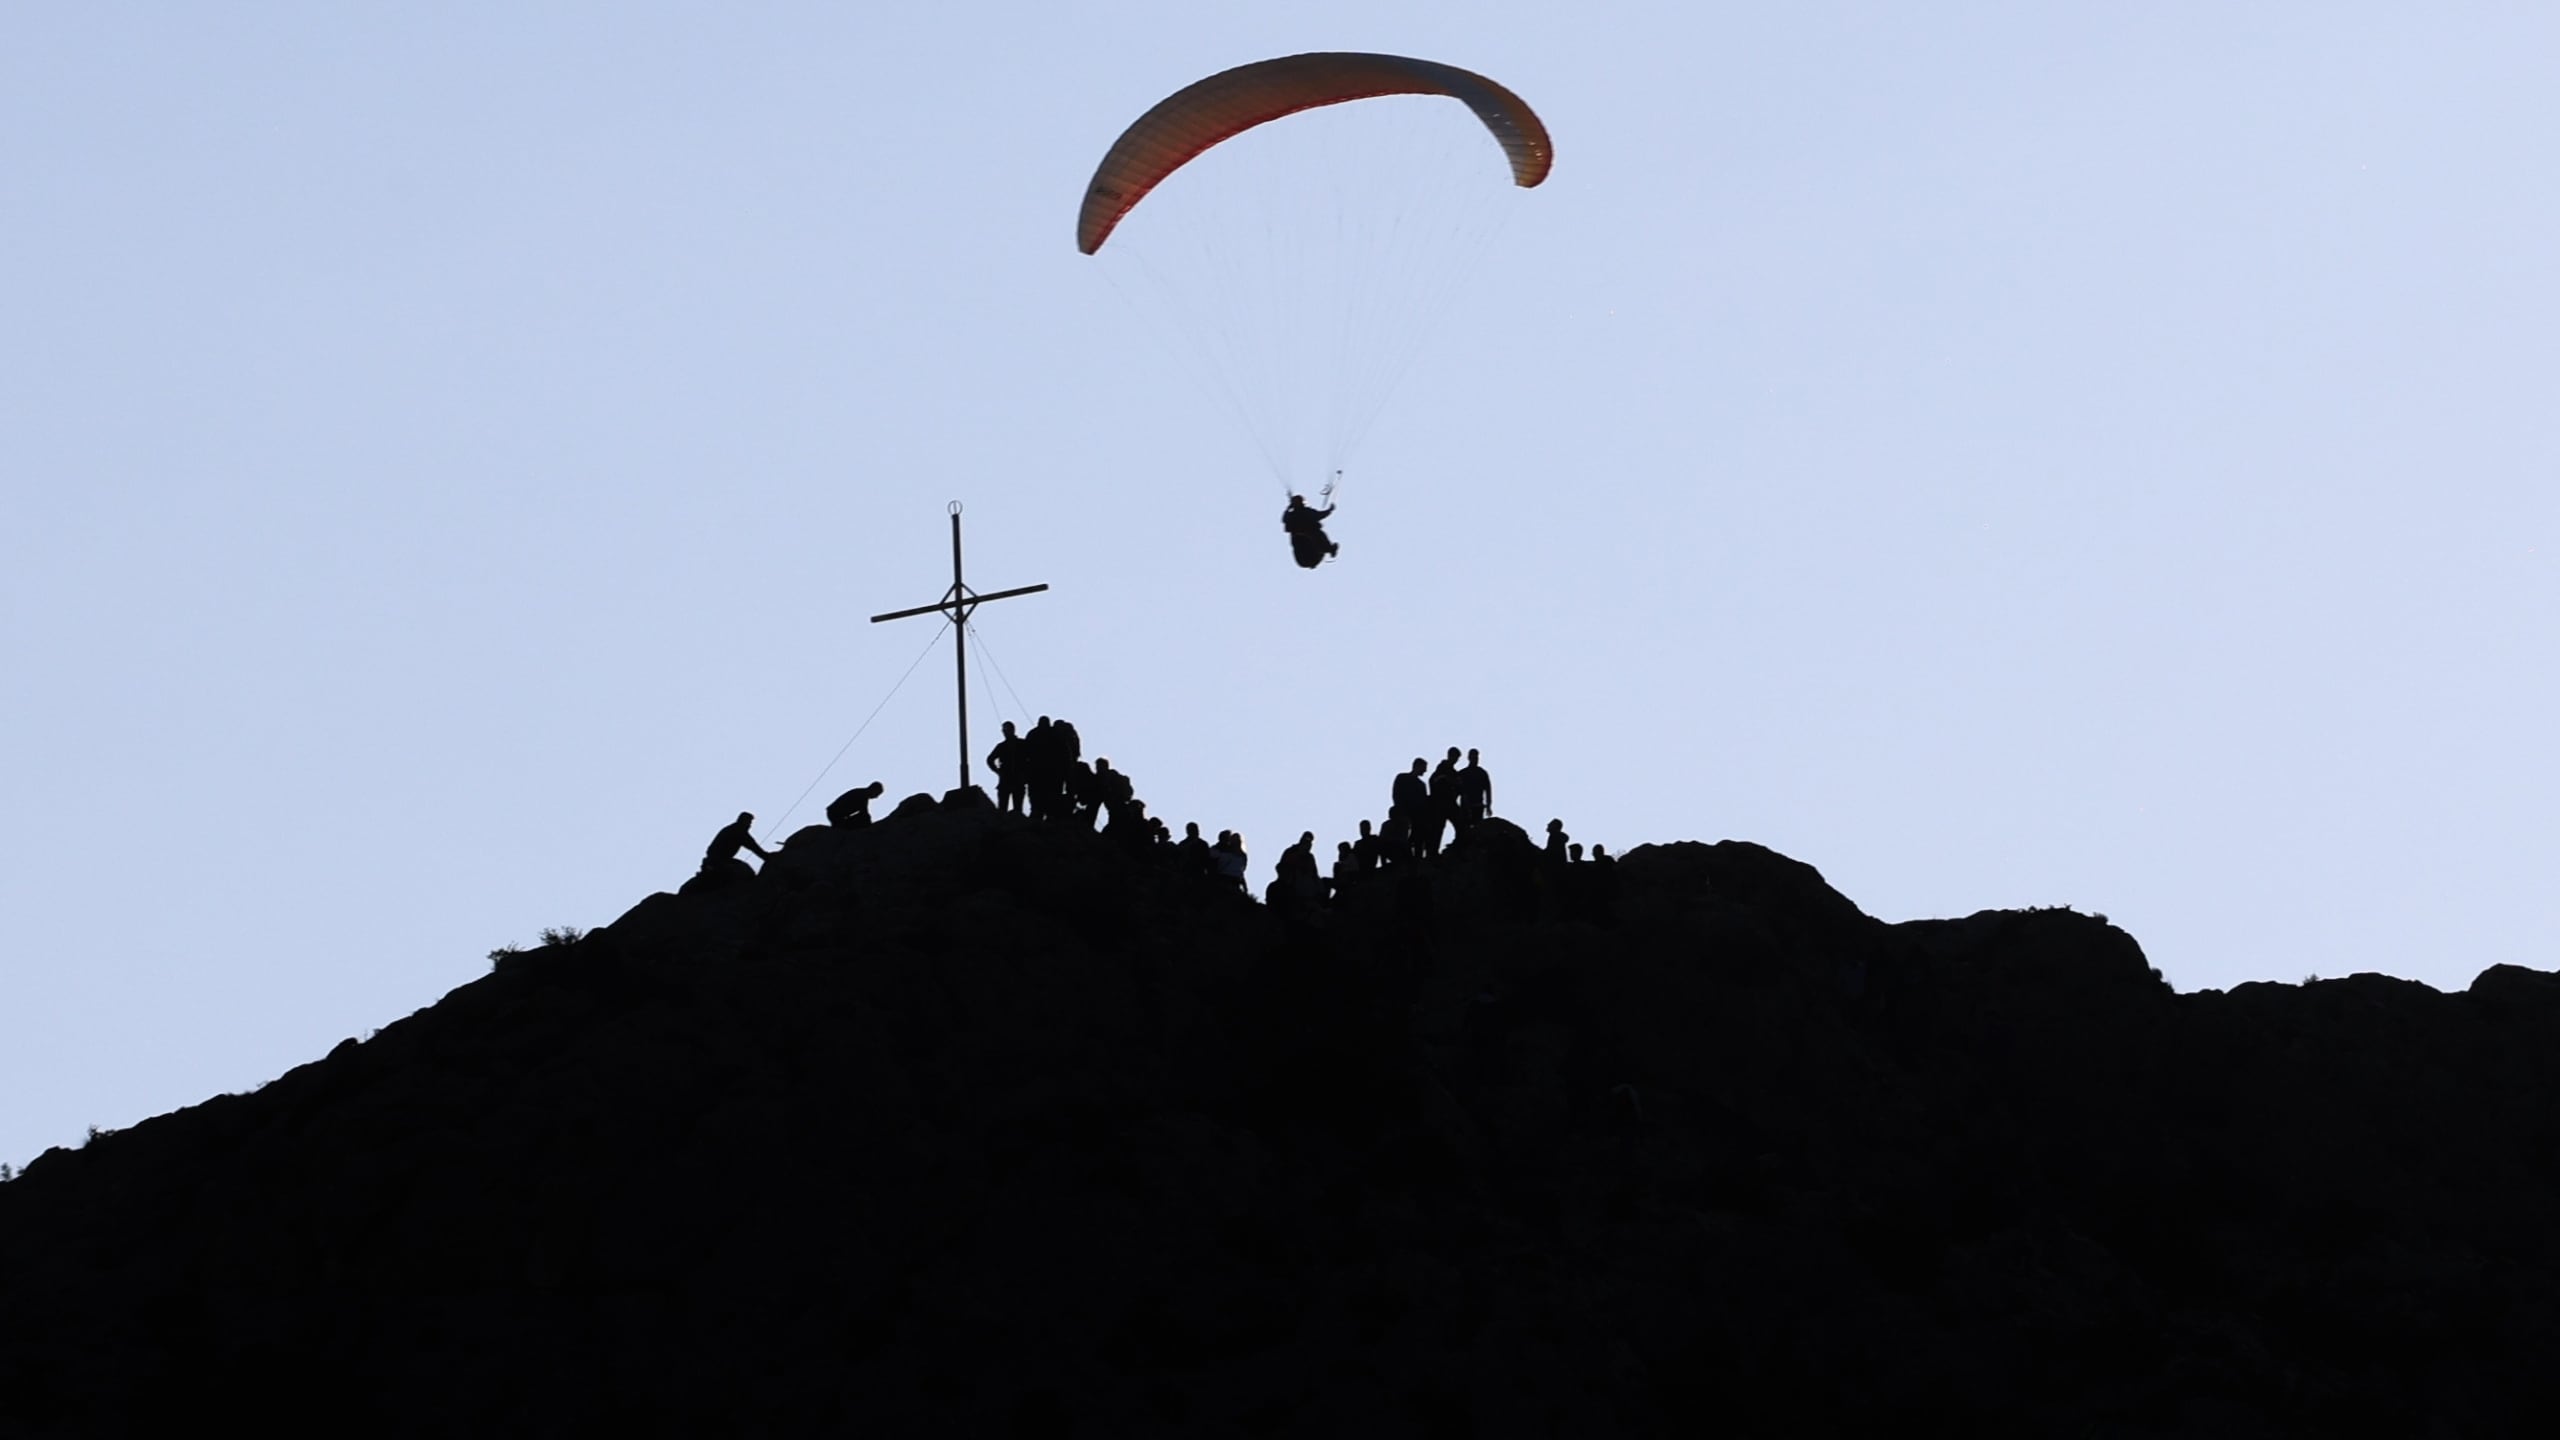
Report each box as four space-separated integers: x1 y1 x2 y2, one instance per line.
694 811 775 890
826 781 887 828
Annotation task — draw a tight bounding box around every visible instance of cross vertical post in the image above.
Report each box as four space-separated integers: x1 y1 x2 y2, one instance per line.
867 502 1049 791
950 510 969 791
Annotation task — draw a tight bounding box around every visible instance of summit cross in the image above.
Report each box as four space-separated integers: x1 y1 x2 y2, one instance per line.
868 503 1049 791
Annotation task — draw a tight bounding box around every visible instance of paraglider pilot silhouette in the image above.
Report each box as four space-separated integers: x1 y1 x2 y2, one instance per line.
1077 53 1550 570
1282 492 1338 568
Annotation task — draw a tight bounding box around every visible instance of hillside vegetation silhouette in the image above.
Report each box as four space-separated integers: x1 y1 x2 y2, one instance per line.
5 780 2559 1436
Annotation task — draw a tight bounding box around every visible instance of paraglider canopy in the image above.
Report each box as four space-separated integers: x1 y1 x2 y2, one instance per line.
1078 52 1552 255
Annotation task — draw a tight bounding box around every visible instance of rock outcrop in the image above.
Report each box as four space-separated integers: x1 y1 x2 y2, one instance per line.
3 793 2554 1436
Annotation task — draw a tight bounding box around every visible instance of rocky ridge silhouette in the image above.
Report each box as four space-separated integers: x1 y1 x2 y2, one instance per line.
4 788 2557 1436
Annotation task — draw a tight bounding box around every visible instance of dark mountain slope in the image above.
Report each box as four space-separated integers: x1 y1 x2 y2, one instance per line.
4 792 2556 1437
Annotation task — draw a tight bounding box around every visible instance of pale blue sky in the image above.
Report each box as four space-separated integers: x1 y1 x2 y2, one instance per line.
5 4 2553 1167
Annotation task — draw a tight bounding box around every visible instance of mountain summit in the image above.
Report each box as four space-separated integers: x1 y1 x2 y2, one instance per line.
5 790 2557 1435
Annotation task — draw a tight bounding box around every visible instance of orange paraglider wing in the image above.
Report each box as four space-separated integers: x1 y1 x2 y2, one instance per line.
1077 52 1551 255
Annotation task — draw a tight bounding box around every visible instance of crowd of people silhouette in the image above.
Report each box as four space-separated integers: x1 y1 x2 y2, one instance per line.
983 716 1170 851
691 732 1616 922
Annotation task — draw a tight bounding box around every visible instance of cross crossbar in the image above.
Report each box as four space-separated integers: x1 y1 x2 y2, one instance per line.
868 581 1050 626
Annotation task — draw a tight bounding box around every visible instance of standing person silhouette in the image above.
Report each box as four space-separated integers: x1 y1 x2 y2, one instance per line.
1390 759 1431 862
1212 831 1250 893
1453 748 1494 841
1424 747 1462 858
1275 831 1322 902
1021 717 1062 820
1353 818 1385 874
987 721 1025 814
1175 821 1212 876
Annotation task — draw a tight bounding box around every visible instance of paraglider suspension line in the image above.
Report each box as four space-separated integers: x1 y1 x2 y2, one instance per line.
1281 470 1343 507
